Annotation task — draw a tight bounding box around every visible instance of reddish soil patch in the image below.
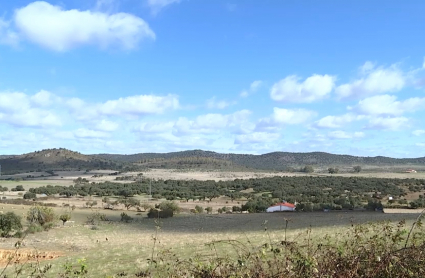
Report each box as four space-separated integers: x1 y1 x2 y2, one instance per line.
0 249 63 266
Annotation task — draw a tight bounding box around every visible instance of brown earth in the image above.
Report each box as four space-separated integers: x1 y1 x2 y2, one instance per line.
0 249 63 266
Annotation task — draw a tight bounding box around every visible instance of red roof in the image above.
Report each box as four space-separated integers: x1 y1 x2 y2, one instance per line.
269 202 295 208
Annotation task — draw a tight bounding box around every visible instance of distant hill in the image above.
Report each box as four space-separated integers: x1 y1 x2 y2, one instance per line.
2 149 425 174
95 150 425 171
0 148 130 175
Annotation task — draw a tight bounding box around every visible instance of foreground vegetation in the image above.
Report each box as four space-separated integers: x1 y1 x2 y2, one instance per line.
0 209 423 277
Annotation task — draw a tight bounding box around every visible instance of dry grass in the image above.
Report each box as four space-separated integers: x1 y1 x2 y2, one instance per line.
0 206 421 277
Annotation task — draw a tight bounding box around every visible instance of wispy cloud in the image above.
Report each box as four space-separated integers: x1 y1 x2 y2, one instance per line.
147 0 180 14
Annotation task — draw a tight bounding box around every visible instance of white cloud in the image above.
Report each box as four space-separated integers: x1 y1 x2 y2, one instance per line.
133 110 252 140
255 108 316 131
0 18 19 46
66 94 179 122
413 130 425 136
328 131 364 139
423 57 425 69
95 0 118 12
351 95 425 116
0 91 61 128
359 61 375 75
31 90 60 107
206 97 233 109
147 0 180 13
235 132 280 144
135 121 174 133
98 94 179 116
367 116 409 131
74 128 109 139
272 108 316 124
95 120 119 132
240 80 263 98
14 1 155 51
315 113 360 129
0 109 61 128
336 63 405 99
250 80 262 91
270 74 336 103
174 110 251 135
239 91 249 98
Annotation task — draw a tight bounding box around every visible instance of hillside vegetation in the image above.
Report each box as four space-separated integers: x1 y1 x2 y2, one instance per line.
95 150 425 171
0 148 133 175
2 148 425 174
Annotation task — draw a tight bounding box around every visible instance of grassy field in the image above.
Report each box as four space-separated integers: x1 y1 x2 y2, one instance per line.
0 203 421 277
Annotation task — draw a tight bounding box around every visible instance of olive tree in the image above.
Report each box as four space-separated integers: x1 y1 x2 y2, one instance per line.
0 212 22 237
59 214 71 225
27 205 55 228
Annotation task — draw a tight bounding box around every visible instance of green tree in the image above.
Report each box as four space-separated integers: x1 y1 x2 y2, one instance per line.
353 166 362 173
328 167 339 174
205 207 212 214
159 201 181 213
302 165 314 173
59 214 71 225
23 192 37 200
120 212 133 222
85 200 98 208
27 205 55 227
195 205 203 213
0 212 22 237
119 197 140 210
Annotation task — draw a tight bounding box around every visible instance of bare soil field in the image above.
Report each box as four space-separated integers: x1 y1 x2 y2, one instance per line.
0 249 63 267
384 208 425 214
3 168 425 187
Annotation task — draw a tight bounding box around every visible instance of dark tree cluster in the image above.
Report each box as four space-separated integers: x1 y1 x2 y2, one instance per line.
27 176 423 212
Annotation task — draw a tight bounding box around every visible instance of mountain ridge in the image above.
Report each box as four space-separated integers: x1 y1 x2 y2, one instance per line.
1 148 424 174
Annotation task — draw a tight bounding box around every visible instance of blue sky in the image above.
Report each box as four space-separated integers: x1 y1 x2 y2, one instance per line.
0 0 425 157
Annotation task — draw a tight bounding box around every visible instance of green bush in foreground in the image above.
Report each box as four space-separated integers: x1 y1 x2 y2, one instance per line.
146 218 425 278
0 212 22 237
2 216 425 277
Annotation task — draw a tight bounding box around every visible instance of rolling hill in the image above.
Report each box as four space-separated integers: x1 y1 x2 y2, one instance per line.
2 148 425 174
0 148 131 175
95 150 425 171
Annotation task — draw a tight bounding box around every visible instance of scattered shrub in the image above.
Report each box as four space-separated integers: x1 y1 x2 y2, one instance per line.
23 192 37 200
26 223 44 234
26 205 55 229
60 214 71 225
0 212 22 237
86 212 108 225
158 201 180 214
85 200 98 208
195 205 203 213
147 208 173 218
232 206 242 212
120 212 133 222
11 185 25 192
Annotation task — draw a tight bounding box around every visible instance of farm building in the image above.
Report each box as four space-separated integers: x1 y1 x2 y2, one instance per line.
266 201 296 212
